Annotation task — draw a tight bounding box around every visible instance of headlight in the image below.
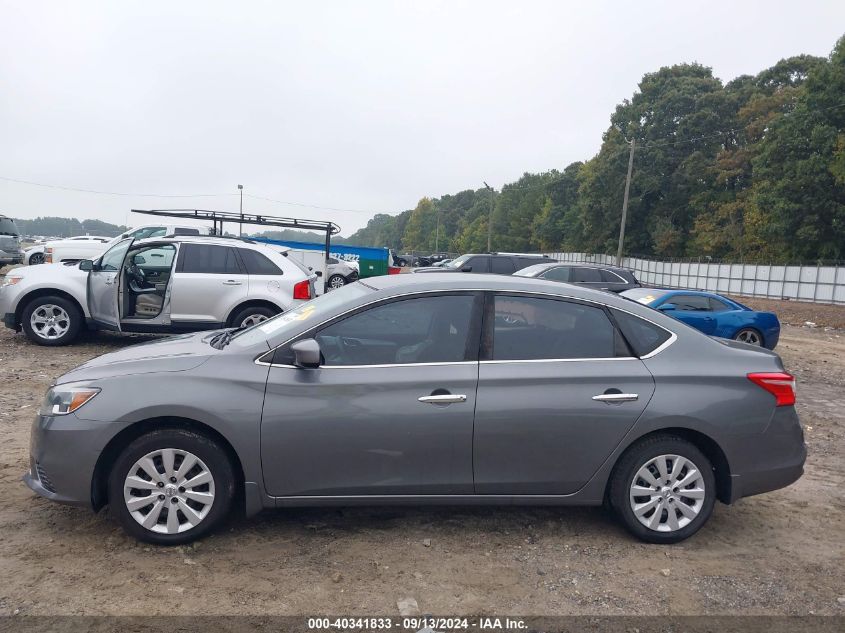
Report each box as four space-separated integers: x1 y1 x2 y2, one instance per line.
1 276 22 287
39 386 100 416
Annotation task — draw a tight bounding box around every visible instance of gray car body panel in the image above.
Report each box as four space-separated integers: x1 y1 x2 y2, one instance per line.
24 273 805 517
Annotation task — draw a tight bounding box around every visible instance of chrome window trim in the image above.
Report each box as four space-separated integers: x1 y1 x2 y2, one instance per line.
256 360 478 369
480 357 638 364
254 287 678 368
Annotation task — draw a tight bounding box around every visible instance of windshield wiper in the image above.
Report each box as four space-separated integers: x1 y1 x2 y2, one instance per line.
208 326 246 349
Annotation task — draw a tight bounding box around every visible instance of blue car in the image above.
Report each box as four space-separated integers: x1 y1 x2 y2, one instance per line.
620 288 780 349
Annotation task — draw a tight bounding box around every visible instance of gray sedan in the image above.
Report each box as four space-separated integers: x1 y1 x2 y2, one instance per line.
24 273 805 545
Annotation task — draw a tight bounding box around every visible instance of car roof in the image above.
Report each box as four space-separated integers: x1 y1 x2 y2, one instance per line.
360 272 639 307
135 234 265 249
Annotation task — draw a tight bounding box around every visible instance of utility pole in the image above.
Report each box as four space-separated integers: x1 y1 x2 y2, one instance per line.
484 181 494 252
616 138 635 266
238 184 244 236
435 207 440 252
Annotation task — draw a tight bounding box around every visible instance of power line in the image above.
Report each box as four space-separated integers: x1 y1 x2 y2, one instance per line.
243 193 375 214
0 175 237 198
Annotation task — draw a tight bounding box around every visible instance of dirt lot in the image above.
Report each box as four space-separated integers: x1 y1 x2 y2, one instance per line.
0 321 843 616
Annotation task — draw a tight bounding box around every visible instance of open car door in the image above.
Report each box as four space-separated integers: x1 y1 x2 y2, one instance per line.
86 237 134 331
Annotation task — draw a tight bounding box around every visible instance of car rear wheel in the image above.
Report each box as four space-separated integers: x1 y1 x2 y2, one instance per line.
28 252 45 265
108 429 235 545
327 274 347 289
609 435 716 544
734 328 763 346
230 305 278 328
21 295 82 346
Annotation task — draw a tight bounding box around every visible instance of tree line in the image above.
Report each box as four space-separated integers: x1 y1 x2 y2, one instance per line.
13 216 127 238
347 35 845 263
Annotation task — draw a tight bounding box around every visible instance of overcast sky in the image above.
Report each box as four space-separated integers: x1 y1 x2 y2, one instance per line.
1 1 843 236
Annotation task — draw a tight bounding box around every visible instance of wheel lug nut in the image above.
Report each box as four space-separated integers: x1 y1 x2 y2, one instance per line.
170 477 177 483
171 498 178 504
158 494 165 500
157 482 164 488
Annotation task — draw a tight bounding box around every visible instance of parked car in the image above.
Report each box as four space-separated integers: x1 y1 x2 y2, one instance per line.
432 258 452 268
24 273 803 545
25 235 111 265
44 223 211 264
390 251 409 267
1 235 317 346
515 262 640 293
0 215 23 266
325 257 359 289
414 252 556 274
622 288 780 349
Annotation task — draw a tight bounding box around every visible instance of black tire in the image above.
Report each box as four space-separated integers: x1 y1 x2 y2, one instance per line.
397 259 408 267
20 295 83 346
327 274 347 289
609 434 716 544
108 428 236 545
29 252 45 265
229 305 279 328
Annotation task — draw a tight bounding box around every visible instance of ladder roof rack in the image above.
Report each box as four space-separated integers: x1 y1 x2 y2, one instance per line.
131 208 341 235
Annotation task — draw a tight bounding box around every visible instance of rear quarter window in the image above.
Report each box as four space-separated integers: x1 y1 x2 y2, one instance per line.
239 248 283 275
611 309 672 357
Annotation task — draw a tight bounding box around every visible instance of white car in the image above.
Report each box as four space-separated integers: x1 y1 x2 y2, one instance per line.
25 235 111 265
44 223 210 264
1 235 316 345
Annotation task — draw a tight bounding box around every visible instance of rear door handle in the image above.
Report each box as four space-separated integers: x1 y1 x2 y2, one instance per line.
222 280 243 286
418 394 467 405
592 393 639 403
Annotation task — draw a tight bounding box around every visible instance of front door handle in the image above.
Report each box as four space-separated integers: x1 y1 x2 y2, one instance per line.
222 280 243 286
418 394 467 405
592 393 639 403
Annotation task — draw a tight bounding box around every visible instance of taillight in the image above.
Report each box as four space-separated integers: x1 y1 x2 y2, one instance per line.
45 247 53 263
748 372 796 407
293 279 311 300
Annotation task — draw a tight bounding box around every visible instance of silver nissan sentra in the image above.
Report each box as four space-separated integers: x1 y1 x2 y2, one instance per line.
24 273 805 545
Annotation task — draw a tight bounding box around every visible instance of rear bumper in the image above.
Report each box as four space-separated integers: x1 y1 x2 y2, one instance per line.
727 406 806 502
0 250 23 264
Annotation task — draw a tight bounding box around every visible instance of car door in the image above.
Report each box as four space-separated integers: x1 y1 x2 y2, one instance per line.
169 243 249 325
86 237 134 331
473 293 655 494
260 292 482 497
659 294 717 335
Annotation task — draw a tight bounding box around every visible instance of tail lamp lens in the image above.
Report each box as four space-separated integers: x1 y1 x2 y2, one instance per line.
747 372 796 407
293 280 311 300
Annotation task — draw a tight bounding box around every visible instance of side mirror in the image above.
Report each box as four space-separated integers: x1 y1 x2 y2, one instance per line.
78 259 94 272
657 303 676 311
315 271 323 277
461 266 472 272
291 338 322 369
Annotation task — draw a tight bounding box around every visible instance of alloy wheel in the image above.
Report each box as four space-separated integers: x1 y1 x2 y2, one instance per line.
30 304 71 340
328 275 346 289
629 454 706 532
735 329 762 346
123 448 216 534
240 313 269 328
30 252 45 265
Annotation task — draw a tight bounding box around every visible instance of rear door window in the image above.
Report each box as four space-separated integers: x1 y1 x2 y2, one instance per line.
178 244 242 274
569 267 602 283
464 257 490 273
489 295 617 360
600 269 627 283
491 257 516 274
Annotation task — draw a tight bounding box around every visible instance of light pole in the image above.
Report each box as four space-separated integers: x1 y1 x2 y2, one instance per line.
238 184 244 237
435 207 440 252
483 181 494 252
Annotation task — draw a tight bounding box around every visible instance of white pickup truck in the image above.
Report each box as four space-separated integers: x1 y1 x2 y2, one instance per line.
44 224 210 264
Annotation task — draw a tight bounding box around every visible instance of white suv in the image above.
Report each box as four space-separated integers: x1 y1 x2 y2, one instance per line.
43 223 210 264
0 235 316 345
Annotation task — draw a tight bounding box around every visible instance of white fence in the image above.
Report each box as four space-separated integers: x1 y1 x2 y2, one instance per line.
547 252 845 305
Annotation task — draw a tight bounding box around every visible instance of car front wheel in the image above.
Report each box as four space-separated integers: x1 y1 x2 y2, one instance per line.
327 274 347 289
108 429 235 545
21 295 82 346
609 435 716 544
28 252 45 265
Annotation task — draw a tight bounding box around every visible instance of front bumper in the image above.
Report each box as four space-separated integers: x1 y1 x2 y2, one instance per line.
23 412 109 510
0 250 23 265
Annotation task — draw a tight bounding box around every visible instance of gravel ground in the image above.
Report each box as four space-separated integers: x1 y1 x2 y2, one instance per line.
0 320 843 616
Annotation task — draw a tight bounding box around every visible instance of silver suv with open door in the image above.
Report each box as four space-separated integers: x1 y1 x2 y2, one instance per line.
0 235 316 345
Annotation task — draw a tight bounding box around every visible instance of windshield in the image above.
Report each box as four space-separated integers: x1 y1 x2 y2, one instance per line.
445 255 471 269
231 282 373 348
620 288 669 305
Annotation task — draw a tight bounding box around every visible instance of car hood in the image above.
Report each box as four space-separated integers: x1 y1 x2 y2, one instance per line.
9 261 83 281
57 331 218 384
